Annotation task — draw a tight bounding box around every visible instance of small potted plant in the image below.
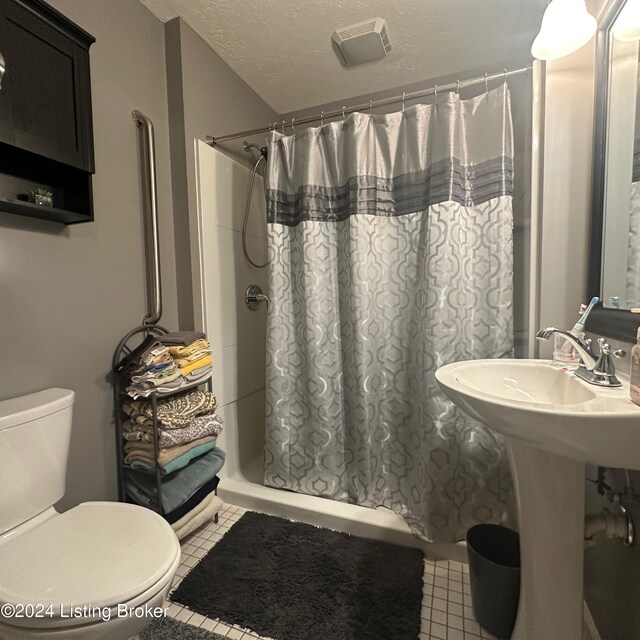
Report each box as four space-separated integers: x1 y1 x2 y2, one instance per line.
29 187 53 207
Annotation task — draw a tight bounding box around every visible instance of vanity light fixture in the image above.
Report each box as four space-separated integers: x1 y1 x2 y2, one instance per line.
531 0 597 60
614 0 640 41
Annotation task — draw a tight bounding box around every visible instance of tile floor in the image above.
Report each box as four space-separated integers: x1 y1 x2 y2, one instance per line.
164 503 497 640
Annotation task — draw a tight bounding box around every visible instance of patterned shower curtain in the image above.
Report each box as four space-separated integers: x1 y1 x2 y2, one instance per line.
264 84 514 543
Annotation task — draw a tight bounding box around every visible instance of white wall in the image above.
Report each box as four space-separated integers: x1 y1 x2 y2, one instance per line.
537 42 598 357
194 141 268 479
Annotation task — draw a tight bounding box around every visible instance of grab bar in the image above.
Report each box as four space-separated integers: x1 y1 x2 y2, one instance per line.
132 110 162 325
0 49 6 90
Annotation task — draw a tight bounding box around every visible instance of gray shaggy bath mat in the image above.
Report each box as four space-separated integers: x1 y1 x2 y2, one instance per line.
170 511 424 640
140 616 226 639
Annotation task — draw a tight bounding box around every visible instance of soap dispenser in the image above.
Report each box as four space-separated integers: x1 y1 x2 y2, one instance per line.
630 327 640 406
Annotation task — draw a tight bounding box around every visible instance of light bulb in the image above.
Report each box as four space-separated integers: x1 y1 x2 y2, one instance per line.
614 0 640 42
531 0 597 60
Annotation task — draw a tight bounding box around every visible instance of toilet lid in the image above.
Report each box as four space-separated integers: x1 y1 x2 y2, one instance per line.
0 502 180 614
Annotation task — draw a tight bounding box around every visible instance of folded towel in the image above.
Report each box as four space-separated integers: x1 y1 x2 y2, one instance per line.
122 412 224 447
170 490 218 531
173 350 211 366
168 339 210 358
172 494 224 540
140 346 172 366
126 376 185 399
114 336 164 377
122 410 223 438
126 439 217 475
134 359 177 375
122 389 217 429
159 331 206 346
179 354 212 377
124 435 216 465
163 476 220 524
125 446 226 514
130 367 181 385
183 364 212 382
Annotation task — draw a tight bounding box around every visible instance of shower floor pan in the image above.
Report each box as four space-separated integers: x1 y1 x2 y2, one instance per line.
217 456 466 562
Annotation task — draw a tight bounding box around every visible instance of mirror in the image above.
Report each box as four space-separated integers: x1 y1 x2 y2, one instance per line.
588 0 640 341
601 18 640 309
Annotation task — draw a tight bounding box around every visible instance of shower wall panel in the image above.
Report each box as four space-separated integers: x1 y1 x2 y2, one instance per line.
194 140 267 478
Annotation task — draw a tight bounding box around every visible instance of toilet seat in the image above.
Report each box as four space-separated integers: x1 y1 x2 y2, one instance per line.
0 502 180 630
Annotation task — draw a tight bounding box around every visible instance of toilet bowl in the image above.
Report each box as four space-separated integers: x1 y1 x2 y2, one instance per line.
0 389 182 639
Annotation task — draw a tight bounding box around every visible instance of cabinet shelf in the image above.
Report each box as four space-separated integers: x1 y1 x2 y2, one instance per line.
0 196 91 224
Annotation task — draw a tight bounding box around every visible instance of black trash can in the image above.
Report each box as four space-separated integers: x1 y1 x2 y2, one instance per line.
466 524 520 639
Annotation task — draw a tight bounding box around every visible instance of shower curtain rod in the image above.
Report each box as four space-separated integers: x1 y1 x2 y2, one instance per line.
206 64 532 146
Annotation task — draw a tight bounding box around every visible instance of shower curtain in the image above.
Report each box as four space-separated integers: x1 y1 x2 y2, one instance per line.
264 84 514 543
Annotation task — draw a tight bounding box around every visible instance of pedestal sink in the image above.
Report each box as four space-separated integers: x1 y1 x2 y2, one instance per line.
436 359 640 640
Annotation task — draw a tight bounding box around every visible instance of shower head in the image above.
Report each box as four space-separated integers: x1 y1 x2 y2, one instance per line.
243 141 268 158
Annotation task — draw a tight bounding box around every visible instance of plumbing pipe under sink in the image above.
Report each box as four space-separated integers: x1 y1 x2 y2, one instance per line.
584 505 634 547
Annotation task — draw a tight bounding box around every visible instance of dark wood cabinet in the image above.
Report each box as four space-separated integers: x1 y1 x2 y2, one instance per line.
0 0 95 224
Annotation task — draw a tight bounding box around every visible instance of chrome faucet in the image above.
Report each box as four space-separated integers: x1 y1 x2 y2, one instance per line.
536 327 625 388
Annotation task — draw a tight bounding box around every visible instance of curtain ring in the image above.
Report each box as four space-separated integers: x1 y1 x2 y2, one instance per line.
484 72 488 93
456 80 460 94
402 92 405 112
291 117 295 131
342 106 346 121
282 120 285 134
369 99 373 114
504 68 508 82
320 111 324 126
434 84 438 99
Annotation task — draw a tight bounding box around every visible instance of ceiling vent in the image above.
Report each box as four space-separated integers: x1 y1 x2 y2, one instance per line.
331 18 391 68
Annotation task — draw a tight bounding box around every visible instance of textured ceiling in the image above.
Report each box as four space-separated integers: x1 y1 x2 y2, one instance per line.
139 0 546 113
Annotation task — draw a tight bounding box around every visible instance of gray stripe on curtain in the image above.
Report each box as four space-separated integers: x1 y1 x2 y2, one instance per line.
267 157 514 226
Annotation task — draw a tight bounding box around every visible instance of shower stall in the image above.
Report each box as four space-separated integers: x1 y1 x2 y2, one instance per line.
192 69 538 557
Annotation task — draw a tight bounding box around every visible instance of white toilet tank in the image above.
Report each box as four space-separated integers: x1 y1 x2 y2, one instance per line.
0 388 74 535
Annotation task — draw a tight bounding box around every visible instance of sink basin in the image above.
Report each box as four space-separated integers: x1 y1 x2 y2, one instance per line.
435 358 640 640
436 359 640 470
447 359 596 404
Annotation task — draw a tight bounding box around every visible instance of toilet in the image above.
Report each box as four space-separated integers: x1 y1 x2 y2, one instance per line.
0 389 181 640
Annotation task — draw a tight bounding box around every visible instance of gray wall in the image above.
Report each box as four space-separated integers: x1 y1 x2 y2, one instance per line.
583 336 640 640
164 18 279 330
584 450 640 639
0 0 179 510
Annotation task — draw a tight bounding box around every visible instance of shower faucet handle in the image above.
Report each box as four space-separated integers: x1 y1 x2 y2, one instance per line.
245 284 269 311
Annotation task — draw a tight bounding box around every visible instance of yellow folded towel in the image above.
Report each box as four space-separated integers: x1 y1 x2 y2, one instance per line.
173 351 210 367
168 339 210 358
123 435 215 466
179 354 212 377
